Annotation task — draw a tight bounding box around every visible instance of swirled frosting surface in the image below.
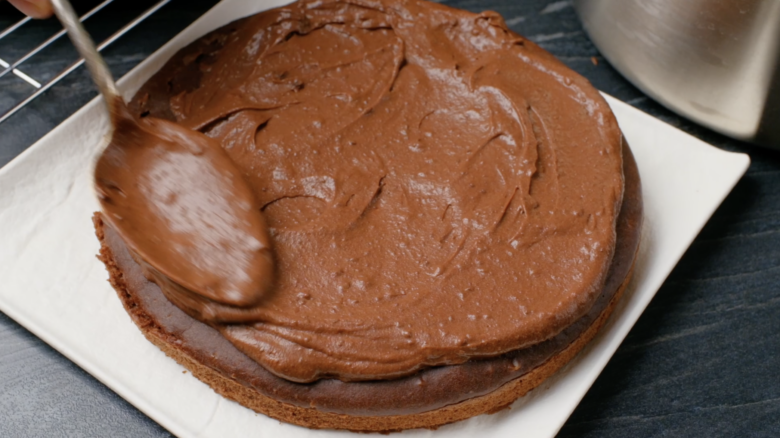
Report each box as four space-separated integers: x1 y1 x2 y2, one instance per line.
130 0 624 382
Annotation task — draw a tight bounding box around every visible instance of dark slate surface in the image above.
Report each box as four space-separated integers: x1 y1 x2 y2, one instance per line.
0 0 778 436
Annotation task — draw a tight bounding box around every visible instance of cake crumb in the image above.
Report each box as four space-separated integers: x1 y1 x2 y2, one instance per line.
591 56 599 66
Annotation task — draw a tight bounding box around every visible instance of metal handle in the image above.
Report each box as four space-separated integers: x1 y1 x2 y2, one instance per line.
50 0 122 114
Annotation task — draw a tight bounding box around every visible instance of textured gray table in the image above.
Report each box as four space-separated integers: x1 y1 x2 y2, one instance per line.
1 0 778 436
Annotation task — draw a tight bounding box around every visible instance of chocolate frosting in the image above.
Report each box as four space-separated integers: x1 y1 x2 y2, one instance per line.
128 0 624 383
96 140 641 416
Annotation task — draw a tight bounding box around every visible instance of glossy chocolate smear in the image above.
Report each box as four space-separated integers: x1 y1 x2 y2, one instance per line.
130 0 624 383
95 103 274 322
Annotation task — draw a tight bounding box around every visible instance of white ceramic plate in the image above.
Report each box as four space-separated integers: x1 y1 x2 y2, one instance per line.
0 1 750 437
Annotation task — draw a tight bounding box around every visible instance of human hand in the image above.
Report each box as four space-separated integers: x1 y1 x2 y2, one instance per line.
8 0 53 18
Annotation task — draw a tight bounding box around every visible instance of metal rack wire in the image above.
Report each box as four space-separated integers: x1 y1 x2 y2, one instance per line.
0 0 170 125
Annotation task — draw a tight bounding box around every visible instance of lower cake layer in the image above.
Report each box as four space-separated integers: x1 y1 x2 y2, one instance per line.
93 142 641 432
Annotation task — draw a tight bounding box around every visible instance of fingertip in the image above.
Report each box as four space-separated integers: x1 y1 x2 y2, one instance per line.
8 0 53 19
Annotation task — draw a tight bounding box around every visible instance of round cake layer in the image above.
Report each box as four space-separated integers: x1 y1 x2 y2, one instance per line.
93 141 641 429
128 0 625 383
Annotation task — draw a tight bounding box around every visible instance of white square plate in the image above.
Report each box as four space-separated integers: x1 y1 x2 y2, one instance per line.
0 1 750 437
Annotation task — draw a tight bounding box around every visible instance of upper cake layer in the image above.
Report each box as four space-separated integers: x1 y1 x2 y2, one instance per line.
130 0 624 383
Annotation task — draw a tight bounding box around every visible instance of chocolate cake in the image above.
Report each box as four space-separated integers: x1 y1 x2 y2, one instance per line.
93 0 642 431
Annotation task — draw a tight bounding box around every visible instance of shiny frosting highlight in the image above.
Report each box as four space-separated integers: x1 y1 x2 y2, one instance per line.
95 103 275 319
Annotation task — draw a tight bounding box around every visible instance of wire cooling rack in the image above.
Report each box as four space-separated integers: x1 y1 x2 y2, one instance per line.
0 0 172 125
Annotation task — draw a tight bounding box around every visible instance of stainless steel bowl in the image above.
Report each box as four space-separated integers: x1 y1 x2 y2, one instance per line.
575 0 780 148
